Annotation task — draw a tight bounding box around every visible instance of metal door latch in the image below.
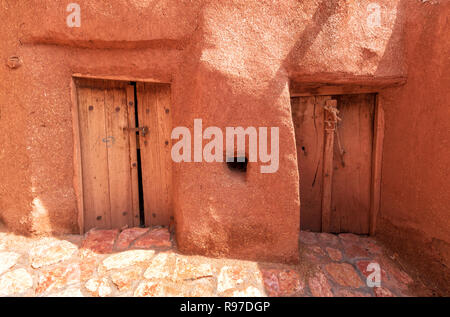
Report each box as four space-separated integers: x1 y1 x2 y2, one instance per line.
123 126 149 137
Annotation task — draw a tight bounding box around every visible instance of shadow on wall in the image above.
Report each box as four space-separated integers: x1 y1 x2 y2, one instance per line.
375 0 450 296
266 0 341 104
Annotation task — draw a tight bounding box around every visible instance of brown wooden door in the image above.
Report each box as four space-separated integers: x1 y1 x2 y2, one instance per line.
76 79 140 231
136 82 173 227
291 94 375 234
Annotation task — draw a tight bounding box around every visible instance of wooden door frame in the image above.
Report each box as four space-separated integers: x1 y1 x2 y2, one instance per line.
71 77 85 234
290 88 385 235
71 75 173 234
369 94 384 235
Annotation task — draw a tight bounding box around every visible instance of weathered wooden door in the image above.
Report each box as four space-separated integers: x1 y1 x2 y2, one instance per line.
136 82 173 227
291 94 376 234
76 79 140 231
76 79 173 232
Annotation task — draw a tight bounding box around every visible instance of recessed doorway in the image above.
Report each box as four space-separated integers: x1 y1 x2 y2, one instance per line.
291 93 384 234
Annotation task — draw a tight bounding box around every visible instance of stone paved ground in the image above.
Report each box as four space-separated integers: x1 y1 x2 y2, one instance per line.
0 224 433 297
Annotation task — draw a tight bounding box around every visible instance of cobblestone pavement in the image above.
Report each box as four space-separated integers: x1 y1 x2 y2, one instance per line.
0 225 432 297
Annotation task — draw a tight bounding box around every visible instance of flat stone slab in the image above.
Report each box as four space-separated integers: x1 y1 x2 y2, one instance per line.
36 262 80 294
116 228 149 251
29 240 78 268
81 229 119 254
85 277 112 297
0 252 20 275
0 268 33 296
325 263 365 288
308 271 333 297
261 268 304 296
102 250 155 271
133 228 171 249
110 266 142 292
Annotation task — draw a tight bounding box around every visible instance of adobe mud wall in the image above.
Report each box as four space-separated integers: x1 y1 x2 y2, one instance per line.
2 0 443 266
377 0 450 295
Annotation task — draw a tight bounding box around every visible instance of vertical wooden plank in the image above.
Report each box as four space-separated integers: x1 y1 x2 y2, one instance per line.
137 82 173 227
126 85 141 227
137 83 152 226
291 96 324 231
321 97 336 233
78 86 111 230
137 83 153 226
330 94 374 234
370 95 384 235
105 86 133 229
156 84 173 225
146 83 163 226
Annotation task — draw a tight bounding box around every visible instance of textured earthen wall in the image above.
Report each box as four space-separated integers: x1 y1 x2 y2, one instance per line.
0 0 411 264
378 0 450 294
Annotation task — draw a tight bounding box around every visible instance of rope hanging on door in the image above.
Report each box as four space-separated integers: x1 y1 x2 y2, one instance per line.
324 104 341 123
324 104 340 132
335 126 346 167
324 104 346 167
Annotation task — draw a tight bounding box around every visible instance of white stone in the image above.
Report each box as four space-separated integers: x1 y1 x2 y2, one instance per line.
85 277 112 297
102 249 155 271
0 268 33 296
143 252 173 280
134 281 159 297
0 252 21 275
29 240 78 268
51 286 84 297
232 286 265 297
217 266 244 293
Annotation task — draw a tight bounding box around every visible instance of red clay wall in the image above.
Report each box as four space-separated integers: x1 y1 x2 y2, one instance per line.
377 0 450 294
0 0 415 264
